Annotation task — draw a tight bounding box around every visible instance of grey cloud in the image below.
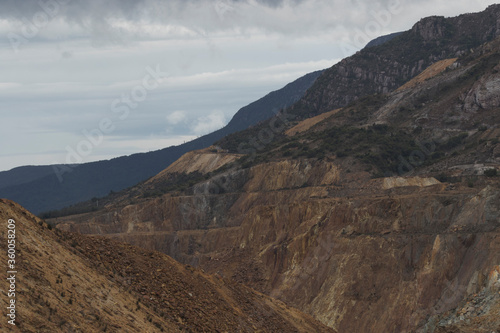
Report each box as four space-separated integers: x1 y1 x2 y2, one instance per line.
61 50 72 59
0 0 298 22
0 0 458 49
0 0 341 43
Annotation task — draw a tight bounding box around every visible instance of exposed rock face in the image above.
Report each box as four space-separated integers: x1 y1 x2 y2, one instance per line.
412 16 447 40
0 199 333 332
294 5 500 116
464 62 500 112
55 158 500 332
243 160 339 192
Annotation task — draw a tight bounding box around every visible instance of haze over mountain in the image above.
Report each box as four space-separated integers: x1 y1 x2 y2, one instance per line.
2 4 500 333
2 0 498 170
0 70 323 214
50 5 500 332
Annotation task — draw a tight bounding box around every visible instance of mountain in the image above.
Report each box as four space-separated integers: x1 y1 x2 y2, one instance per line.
0 199 333 332
287 4 500 118
0 70 323 214
363 31 403 48
51 6 500 332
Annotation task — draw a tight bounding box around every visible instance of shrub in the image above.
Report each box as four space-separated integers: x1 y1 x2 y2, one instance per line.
436 173 449 182
431 151 444 160
442 133 468 150
484 168 497 177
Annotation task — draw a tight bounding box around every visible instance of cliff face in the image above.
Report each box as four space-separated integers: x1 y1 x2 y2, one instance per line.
51 7 500 333
0 199 333 332
56 159 500 332
292 5 500 116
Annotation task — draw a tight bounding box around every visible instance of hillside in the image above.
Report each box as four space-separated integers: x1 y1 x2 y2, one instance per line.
53 167 500 332
10 5 500 216
0 70 323 214
51 7 500 332
8 5 500 216
287 4 500 119
0 199 333 332
363 31 403 49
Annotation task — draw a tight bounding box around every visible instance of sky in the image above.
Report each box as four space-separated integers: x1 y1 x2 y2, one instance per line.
0 0 498 171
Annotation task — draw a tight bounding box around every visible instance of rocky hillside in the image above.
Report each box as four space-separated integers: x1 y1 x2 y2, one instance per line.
0 199 333 332
37 6 500 333
53 166 500 332
7 5 500 216
52 18 500 333
288 4 500 118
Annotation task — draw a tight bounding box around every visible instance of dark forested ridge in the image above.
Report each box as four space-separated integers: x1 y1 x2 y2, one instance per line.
0 70 323 213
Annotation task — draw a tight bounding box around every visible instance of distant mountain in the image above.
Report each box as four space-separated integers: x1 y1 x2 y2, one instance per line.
0 70 323 214
0 165 59 189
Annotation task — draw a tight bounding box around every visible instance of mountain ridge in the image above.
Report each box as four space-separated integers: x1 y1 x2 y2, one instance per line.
51 7 500 332
287 4 500 119
0 70 323 214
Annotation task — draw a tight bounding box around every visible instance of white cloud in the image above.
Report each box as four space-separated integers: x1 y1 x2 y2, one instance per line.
1 0 499 171
190 111 227 136
158 59 338 90
166 110 187 125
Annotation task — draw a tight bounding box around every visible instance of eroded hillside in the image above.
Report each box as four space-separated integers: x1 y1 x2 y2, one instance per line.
49 7 500 333
54 159 500 332
0 199 333 332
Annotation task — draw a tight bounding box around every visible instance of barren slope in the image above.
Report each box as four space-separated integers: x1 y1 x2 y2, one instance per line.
54 163 500 332
48 9 500 333
286 109 342 136
0 199 333 332
396 58 458 91
150 146 242 180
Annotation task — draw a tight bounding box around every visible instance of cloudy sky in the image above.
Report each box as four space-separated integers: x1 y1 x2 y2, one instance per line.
0 0 497 171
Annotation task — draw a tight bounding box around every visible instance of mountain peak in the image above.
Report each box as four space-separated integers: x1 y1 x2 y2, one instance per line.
411 5 500 42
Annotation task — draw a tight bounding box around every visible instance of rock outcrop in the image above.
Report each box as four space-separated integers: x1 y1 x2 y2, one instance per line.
292 5 500 117
55 156 500 332
47 6 500 333
463 62 500 112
